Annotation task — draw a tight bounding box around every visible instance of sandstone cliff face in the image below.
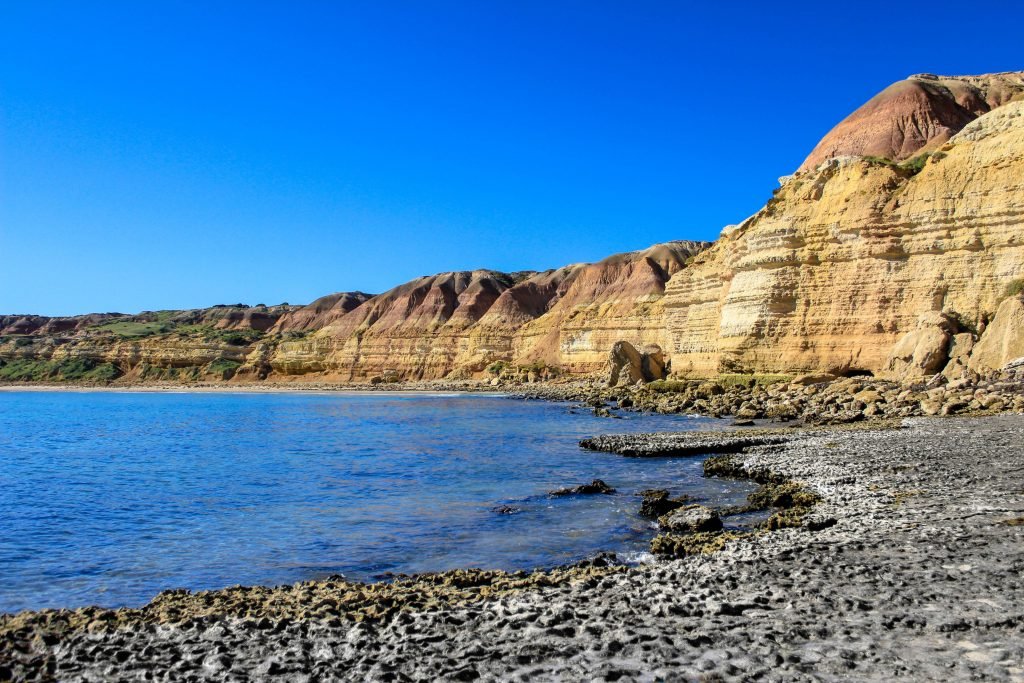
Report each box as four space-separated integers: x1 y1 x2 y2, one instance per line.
506 242 706 374
6 71 1022 386
798 72 1024 172
265 241 707 381
664 98 1024 378
969 295 1024 372
0 304 300 382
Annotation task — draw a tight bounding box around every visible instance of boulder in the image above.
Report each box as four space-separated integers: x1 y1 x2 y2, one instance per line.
969 296 1024 373
638 490 693 518
885 312 956 382
942 332 977 381
606 341 669 387
657 505 722 533
640 344 668 382
549 479 616 497
606 341 644 387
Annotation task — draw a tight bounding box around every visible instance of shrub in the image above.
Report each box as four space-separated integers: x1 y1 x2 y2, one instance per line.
900 153 930 174
95 321 172 338
206 359 242 379
486 360 510 376
1006 278 1024 299
0 358 122 383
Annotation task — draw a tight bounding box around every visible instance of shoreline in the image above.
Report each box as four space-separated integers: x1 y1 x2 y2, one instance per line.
4 414 1024 680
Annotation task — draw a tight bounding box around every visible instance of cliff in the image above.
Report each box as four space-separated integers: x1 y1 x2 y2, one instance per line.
665 90 1024 378
266 241 707 380
4 70 1023 386
0 242 707 383
0 305 302 383
798 71 1024 171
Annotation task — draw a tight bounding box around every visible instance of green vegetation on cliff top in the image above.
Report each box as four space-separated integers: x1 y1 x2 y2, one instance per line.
0 357 122 382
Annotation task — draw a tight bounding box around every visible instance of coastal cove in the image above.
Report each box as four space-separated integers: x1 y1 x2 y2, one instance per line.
0 390 758 614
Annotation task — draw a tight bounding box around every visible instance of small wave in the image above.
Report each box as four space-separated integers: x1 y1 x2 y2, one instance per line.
620 551 657 565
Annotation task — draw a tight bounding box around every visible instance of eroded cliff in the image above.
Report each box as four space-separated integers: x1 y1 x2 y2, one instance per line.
665 96 1024 378
266 241 707 381
4 71 1022 386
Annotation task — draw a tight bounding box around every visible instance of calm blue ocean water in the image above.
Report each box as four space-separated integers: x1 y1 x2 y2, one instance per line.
0 391 757 613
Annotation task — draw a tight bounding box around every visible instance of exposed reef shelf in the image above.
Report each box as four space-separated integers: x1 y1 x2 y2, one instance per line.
579 432 792 457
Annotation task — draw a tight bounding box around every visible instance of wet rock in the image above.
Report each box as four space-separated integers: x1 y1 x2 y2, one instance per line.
638 490 693 518
548 479 616 497
492 505 521 515
748 481 821 510
650 530 748 558
657 505 722 533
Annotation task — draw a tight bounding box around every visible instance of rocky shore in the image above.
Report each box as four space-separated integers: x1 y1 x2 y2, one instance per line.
3 415 1024 681
516 360 1024 425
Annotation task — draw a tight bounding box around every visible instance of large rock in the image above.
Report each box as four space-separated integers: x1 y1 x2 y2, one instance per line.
657 505 722 534
606 341 669 387
606 341 645 387
941 333 977 381
969 295 1024 373
640 344 668 381
548 479 616 497
885 312 956 381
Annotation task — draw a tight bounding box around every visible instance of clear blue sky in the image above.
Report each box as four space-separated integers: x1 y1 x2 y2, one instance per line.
2 1 1021 316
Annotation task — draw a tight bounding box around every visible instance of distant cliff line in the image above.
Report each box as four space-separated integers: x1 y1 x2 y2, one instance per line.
3 70 1024 385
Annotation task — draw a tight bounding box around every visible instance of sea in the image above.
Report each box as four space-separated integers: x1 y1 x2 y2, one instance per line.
0 390 760 613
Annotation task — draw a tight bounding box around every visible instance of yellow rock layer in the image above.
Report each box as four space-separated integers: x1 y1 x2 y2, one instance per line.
664 101 1024 378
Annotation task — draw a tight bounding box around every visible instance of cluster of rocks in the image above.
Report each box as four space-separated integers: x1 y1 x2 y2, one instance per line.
590 431 833 559
518 358 1024 426
580 432 790 457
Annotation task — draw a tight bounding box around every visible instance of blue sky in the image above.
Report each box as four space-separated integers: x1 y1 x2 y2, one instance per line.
2 2 1022 316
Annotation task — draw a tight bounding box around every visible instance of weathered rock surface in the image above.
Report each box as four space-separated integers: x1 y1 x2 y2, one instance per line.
665 89 1024 379
606 340 645 386
548 479 616 497
657 505 722 533
885 312 956 381
267 241 707 381
580 432 791 458
969 294 1024 373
